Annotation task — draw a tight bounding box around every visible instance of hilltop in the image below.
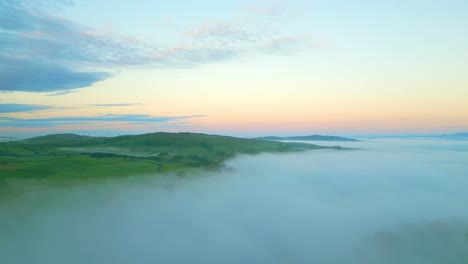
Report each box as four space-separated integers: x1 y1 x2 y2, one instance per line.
0 132 344 180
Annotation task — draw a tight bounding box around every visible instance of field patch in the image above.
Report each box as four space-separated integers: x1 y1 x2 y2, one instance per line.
0 164 21 171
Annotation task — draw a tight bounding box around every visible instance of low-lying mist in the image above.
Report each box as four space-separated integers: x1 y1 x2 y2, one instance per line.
1 139 467 264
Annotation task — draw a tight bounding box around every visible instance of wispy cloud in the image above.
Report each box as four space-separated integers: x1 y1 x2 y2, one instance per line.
182 22 319 61
185 23 256 42
90 103 143 107
3 0 76 9
260 35 320 54
46 90 78 96
154 44 240 67
0 103 54 113
0 114 206 128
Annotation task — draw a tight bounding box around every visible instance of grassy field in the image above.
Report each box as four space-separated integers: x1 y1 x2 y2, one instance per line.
0 132 342 182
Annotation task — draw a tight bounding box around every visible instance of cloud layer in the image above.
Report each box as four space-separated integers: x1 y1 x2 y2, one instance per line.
0 103 53 113
1 139 467 263
90 103 143 107
0 114 205 127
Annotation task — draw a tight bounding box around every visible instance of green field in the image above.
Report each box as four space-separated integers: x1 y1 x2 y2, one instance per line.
0 132 342 182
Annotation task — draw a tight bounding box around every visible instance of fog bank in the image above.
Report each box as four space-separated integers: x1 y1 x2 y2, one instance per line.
1 139 467 264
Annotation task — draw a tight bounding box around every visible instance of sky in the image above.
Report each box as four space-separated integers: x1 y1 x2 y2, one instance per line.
1 0 467 137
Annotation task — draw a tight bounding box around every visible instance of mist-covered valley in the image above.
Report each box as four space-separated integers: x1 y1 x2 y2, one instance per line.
1 139 467 264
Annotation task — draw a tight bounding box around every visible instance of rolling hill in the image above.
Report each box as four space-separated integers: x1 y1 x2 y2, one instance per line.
0 132 344 180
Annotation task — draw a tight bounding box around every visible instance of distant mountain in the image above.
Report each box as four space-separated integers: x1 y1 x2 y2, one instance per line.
445 133 468 139
255 135 359 142
362 133 468 140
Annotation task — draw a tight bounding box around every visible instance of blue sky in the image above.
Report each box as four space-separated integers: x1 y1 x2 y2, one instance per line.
1 0 467 137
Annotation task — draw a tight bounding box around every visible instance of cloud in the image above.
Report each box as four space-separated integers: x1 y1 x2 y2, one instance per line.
90 103 143 107
0 2 159 92
155 44 240 67
181 23 319 63
0 2 159 65
0 103 53 113
2 0 75 9
185 23 255 42
0 2 242 92
1 0 318 93
0 57 111 92
47 90 77 96
260 35 320 54
0 114 206 127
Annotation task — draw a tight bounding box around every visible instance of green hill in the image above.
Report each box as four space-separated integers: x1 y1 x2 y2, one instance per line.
0 132 343 180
